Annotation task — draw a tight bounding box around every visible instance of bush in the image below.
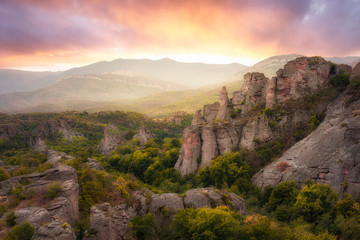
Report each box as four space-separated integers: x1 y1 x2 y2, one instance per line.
0 168 10 181
267 181 299 211
129 213 156 240
350 76 360 90
173 206 241 240
309 114 320 129
295 183 338 222
335 215 360 240
46 181 63 199
330 72 350 90
6 211 17 227
4 221 34 240
197 152 251 193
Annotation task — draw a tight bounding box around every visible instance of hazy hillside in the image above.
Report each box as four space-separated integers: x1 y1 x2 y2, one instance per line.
0 69 59 94
62 58 248 87
0 72 186 113
325 56 360 66
0 58 248 96
224 54 304 84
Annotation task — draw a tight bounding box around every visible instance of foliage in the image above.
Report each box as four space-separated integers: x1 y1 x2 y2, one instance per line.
295 182 338 222
255 138 284 164
0 167 10 181
309 114 320 129
267 181 299 211
129 213 157 240
173 206 242 240
6 211 17 227
4 221 34 240
335 215 360 240
330 72 350 90
197 152 251 193
350 76 360 90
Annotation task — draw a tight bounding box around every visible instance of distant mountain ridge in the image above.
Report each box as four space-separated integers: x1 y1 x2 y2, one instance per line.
0 58 248 95
0 71 187 113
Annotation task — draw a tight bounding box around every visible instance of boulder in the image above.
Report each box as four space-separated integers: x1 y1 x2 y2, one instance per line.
32 219 76 240
252 96 360 198
149 193 184 215
86 158 104 171
183 188 247 215
14 207 51 227
85 203 130 240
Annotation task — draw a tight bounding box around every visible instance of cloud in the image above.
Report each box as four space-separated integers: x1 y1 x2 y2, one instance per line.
0 0 359 69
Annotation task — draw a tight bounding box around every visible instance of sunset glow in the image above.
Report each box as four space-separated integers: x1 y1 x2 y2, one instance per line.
1 0 359 71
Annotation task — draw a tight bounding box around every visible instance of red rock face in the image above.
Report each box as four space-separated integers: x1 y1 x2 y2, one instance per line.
183 132 200 160
271 57 332 105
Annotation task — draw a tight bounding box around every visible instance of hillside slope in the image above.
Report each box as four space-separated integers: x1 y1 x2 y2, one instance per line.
0 72 186 113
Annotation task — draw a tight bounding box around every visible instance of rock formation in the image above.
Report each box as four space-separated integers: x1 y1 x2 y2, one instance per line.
99 125 128 155
0 164 79 239
133 126 155 147
252 95 360 198
84 203 130 240
85 188 246 240
175 56 352 176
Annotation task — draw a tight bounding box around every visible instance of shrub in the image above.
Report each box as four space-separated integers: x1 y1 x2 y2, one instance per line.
267 181 299 211
46 181 63 199
264 108 274 117
173 206 241 240
277 161 290 173
6 211 17 227
335 215 360 240
330 72 350 90
197 152 251 192
0 168 10 181
295 183 338 222
309 114 320 129
350 76 360 90
4 221 34 240
129 213 156 240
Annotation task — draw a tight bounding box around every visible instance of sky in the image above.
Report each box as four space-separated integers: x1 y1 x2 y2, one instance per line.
1 0 359 71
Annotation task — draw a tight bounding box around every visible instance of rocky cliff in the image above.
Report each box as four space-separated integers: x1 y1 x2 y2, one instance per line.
175 57 352 176
252 93 360 198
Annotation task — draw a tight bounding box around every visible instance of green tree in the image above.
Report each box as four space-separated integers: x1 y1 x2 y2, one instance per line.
197 152 251 192
173 206 241 240
295 183 338 222
267 181 299 211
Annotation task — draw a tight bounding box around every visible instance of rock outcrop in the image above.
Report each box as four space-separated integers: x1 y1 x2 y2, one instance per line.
133 126 155 147
85 203 130 240
32 219 76 240
175 56 351 176
99 125 128 155
85 188 246 240
0 165 79 223
252 95 360 198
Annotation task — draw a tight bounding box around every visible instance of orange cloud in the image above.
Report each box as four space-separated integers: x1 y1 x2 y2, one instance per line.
1 0 359 70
